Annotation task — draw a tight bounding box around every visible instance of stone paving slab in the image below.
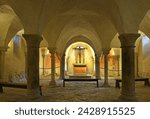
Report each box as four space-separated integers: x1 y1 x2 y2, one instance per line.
0 80 150 102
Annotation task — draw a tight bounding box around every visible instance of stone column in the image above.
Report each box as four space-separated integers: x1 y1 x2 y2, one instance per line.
59 54 65 80
0 47 8 82
102 49 110 87
118 33 140 101
95 54 100 80
135 52 138 77
116 55 120 76
41 48 46 75
49 48 56 86
23 34 42 98
24 51 27 79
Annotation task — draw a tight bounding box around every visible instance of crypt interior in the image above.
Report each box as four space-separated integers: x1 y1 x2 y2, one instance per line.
0 0 150 101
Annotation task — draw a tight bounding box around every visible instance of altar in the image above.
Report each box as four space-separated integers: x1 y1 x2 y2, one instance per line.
65 42 95 79
73 64 87 75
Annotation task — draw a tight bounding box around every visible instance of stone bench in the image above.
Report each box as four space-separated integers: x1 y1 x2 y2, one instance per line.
0 82 42 96
115 78 150 88
63 78 99 87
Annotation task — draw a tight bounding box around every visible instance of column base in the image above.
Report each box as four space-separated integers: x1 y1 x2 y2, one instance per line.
102 83 110 87
59 76 64 80
118 94 137 102
27 88 41 99
49 80 56 87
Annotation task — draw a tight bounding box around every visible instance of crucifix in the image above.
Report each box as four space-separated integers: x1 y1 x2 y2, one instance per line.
74 46 85 64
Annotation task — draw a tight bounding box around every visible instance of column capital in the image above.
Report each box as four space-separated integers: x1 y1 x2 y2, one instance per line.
118 33 140 47
22 34 43 47
49 47 56 54
41 48 47 56
0 46 9 52
102 49 110 55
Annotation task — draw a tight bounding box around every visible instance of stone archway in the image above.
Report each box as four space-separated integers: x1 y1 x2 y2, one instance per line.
65 41 96 79
5 34 26 82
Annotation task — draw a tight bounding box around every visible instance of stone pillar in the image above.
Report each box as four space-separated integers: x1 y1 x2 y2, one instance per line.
95 54 100 80
116 55 120 76
0 47 8 82
41 48 46 75
23 34 42 98
102 49 110 87
135 52 138 77
24 51 27 79
49 48 56 86
118 33 140 101
60 54 65 80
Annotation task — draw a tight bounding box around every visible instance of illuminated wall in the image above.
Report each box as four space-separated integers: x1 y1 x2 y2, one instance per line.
137 36 150 77
65 42 95 76
39 47 60 79
5 35 26 82
100 48 122 77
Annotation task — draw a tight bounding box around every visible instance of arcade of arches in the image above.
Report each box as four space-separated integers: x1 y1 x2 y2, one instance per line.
0 0 150 101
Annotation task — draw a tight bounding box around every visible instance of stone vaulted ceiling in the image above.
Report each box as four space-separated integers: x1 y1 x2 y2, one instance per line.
0 0 150 54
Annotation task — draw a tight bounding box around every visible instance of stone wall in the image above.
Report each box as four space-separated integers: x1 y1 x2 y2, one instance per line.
5 37 26 82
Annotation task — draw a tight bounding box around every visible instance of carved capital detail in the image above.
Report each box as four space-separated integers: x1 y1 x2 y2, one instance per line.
102 49 110 55
49 47 56 54
118 33 140 47
23 34 43 48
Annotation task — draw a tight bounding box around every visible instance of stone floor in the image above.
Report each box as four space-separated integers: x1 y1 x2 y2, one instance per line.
0 79 150 102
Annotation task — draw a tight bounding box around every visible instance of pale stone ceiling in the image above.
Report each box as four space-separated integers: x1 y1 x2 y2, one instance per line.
0 0 150 54
140 10 150 37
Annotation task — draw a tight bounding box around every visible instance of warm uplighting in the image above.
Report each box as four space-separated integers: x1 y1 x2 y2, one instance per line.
46 50 49 54
76 46 85 49
41 48 47 56
110 49 115 56
112 50 115 56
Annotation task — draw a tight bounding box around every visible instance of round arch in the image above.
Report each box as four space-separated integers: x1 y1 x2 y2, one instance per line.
58 35 101 57
139 9 150 38
0 5 23 47
64 40 96 78
63 35 97 56
5 33 27 82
